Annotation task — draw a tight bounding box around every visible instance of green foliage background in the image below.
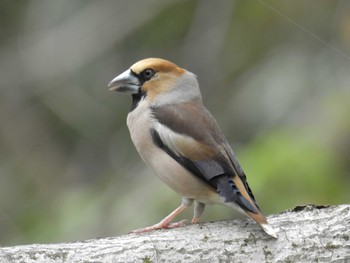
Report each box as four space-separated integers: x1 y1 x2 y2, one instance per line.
0 0 349 245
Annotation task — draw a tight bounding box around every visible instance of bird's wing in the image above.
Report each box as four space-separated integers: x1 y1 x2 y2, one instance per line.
150 100 261 215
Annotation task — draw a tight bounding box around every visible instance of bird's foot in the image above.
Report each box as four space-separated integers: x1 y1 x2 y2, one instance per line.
130 219 188 234
191 216 200 224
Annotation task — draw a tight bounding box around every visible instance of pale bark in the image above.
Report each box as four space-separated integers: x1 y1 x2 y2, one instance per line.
0 204 349 263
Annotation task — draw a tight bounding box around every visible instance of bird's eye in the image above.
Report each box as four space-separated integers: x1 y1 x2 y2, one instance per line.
141 69 155 80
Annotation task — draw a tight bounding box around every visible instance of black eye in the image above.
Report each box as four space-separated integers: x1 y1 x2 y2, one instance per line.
141 68 155 80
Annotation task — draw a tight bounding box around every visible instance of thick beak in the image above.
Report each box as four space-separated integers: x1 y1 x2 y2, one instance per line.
108 69 140 94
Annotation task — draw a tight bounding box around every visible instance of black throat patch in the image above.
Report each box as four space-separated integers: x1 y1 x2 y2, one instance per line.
129 70 147 112
130 91 146 112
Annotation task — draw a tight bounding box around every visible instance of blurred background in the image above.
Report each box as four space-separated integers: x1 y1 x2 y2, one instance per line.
0 0 349 246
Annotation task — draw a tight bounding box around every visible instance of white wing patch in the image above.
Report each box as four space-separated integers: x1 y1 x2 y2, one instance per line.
154 122 196 157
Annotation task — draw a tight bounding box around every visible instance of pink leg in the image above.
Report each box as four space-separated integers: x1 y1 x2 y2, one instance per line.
131 203 189 234
191 201 205 224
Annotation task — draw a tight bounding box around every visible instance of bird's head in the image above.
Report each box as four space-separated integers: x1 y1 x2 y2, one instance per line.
108 58 201 105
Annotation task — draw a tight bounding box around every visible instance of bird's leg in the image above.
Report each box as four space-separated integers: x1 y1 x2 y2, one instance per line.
191 201 205 224
131 198 194 233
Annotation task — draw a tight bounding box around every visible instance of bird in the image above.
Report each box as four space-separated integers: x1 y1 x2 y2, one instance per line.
108 58 277 238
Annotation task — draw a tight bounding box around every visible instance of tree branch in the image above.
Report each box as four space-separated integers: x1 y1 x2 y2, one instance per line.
1 205 349 262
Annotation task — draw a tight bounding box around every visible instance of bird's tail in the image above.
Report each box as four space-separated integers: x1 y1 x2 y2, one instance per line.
260 223 278 238
229 175 278 238
246 211 278 238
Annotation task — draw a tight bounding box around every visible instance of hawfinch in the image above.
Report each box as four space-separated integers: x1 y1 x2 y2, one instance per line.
108 58 277 238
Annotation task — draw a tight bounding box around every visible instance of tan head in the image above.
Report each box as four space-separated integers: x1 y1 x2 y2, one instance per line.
108 58 201 105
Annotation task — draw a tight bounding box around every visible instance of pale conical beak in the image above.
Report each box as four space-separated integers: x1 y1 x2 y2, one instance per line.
108 69 140 94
